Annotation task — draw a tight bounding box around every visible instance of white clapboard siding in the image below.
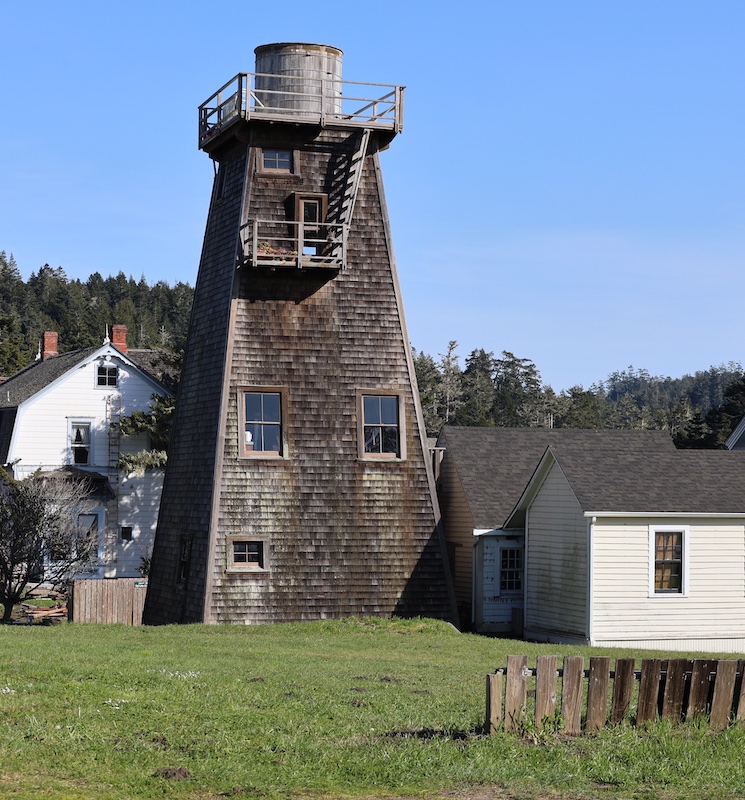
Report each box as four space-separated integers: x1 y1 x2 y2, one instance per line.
525 462 587 639
591 517 745 649
116 471 164 577
8 352 158 471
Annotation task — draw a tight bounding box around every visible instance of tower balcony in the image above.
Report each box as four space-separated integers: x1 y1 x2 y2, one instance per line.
199 72 404 151
238 219 347 270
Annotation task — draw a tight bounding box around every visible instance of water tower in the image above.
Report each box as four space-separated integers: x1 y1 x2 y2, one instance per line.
144 43 457 625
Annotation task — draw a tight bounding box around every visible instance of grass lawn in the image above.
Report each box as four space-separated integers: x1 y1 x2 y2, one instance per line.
1 618 744 799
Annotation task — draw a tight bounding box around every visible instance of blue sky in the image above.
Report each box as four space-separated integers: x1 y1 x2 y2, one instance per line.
2 2 744 391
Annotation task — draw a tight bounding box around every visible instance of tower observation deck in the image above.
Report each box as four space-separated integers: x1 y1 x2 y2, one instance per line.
198 42 404 154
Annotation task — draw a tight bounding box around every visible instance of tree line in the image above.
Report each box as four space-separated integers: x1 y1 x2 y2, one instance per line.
0 251 193 376
414 342 745 448
3 252 743 449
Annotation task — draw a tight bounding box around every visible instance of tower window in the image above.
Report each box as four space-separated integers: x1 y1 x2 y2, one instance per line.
226 536 268 572
358 393 405 459
240 388 285 457
261 148 293 172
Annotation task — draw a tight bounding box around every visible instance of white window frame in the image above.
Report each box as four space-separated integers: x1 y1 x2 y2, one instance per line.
648 524 689 597
498 542 524 597
96 362 118 388
68 419 94 466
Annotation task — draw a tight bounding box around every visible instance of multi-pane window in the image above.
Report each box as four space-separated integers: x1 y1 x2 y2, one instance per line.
262 148 292 172
500 548 523 593
362 395 400 457
97 364 118 386
654 530 683 593
71 422 91 465
242 391 282 455
232 541 264 569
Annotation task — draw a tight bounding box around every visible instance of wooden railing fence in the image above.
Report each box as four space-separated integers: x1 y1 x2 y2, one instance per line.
486 655 745 735
70 579 147 625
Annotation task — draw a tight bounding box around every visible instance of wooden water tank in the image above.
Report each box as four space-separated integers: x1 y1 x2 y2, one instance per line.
254 42 343 114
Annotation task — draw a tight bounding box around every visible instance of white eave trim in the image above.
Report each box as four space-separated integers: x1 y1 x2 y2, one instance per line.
473 528 502 537
583 511 745 519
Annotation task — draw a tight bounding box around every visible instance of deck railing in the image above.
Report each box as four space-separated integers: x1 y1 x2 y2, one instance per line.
239 219 346 270
199 72 404 147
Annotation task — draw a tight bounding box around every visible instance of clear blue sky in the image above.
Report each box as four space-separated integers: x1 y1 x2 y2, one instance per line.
2 1 744 391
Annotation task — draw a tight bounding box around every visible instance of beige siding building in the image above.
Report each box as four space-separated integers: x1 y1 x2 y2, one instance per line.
507 447 745 652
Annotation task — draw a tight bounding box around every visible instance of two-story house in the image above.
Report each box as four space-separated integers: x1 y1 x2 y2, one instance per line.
0 326 172 578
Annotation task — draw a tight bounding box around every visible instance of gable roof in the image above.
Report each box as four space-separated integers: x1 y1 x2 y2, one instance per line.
0 345 173 465
436 426 677 529
0 345 172 411
519 447 745 518
0 347 100 409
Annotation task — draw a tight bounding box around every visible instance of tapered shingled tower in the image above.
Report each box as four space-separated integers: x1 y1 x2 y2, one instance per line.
144 43 457 625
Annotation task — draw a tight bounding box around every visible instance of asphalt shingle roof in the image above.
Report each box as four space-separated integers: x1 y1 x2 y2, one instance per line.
436 427 678 528
550 448 745 515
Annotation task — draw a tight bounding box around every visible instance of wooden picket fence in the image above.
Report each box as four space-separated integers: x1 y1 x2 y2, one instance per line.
486 655 745 735
70 579 148 625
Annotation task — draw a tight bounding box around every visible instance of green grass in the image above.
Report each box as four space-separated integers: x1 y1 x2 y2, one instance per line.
0 618 744 799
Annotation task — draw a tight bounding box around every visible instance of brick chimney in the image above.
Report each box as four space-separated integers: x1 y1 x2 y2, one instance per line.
42 331 59 360
111 325 128 354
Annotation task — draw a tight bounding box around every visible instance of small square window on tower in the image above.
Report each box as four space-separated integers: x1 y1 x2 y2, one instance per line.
261 148 293 173
226 536 268 573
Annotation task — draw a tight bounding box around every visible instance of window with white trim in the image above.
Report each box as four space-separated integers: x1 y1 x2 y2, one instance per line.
96 364 118 387
70 421 92 465
500 547 523 594
649 525 688 595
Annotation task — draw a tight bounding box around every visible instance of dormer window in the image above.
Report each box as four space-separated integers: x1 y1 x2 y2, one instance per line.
97 364 118 387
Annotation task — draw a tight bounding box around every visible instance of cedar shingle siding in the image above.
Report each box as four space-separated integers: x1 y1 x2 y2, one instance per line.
144 99 456 624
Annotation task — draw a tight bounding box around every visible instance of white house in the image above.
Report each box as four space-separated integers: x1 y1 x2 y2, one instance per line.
435 426 676 633
0 326 172 578
505 445 745 653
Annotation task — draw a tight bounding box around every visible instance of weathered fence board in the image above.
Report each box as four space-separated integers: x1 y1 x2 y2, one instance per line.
710 660 738 730
504 655 528 733
636 659 662 725
611 658 635 724
561 656 584 735
486 655 745 736
662 659 690 721
585 657 610 731
71 579 147 625
486 672 503 734
535 655 557 724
